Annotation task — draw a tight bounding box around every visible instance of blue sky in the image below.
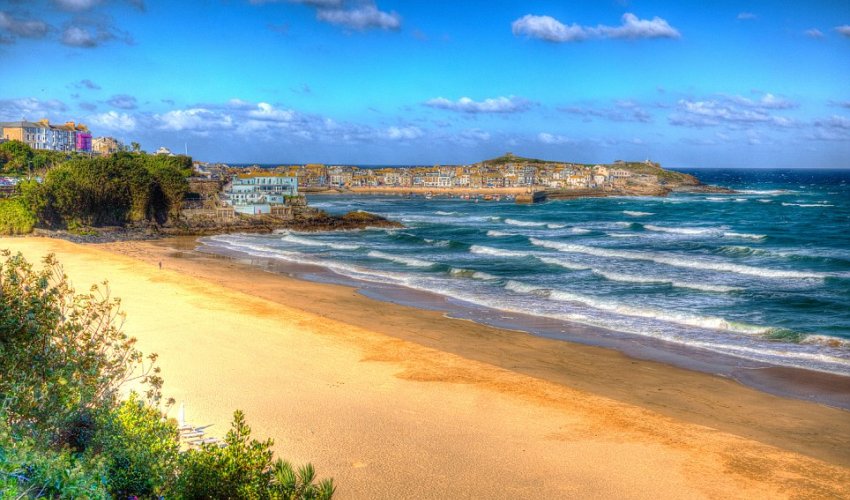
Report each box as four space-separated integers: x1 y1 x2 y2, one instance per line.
1 0 848 167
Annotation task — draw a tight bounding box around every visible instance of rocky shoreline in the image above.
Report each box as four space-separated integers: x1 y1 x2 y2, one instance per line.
31 211 403 244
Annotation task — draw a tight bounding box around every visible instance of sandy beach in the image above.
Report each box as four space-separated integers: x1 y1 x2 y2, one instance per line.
2 236 849 499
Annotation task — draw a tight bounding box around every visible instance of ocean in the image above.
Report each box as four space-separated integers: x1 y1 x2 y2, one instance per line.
199 169 850 378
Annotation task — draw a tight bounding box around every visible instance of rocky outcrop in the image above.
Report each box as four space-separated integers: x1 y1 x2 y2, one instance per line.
34 211 402 243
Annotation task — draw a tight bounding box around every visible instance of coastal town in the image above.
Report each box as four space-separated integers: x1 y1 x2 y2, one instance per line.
197 155 678 193
2 117 702 218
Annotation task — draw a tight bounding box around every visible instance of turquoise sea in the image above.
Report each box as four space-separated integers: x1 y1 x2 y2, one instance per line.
201 169 850 377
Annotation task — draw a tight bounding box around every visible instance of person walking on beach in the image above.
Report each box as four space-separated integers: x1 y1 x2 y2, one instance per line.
158 261 162 270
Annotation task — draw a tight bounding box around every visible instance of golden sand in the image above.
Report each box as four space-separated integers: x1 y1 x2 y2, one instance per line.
3 236 849 499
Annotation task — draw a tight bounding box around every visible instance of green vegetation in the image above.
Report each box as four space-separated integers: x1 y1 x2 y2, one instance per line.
0 140 71 175
20 150 191 229
0 251 334 498
614 161 698 184
177 410 334 499
0 142 194 233
482 153 553 166
0 198 36 235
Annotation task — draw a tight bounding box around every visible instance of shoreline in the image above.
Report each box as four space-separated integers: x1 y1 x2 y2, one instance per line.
197 238 850 410
3 236 849 497
120 238 850 462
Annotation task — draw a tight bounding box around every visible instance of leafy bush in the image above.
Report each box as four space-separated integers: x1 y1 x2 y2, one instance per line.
0 198 36 235
21 152 191 229
86 392 180 498
0 251 163 446
177 410 334 500
0 417 108 498
0 140 73 175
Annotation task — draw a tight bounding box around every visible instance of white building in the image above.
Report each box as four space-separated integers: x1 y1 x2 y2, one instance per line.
224 174 299 215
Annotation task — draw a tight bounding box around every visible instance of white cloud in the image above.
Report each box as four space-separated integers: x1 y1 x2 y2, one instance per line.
0 11 50 39
736 12 756 21
810 116 850 141
537 132 572 145
804 28 824 38
669 94 796 128
512 12 680 43
155 108 233 132
836 25 850 37
248 102 296 121
424 96 532 114
460 129 491 142
88 111 137 132
0 97 67 120
560 100 652 122
316 4 400 30
511 15 587 42
596 13 680 39
250 0 343 6
107 94 138 110
54 0 102 10
730 93 795 110
61 25 122 48
384 126 422 140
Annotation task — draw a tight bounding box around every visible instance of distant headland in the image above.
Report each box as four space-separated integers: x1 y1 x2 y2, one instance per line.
198 152 731 202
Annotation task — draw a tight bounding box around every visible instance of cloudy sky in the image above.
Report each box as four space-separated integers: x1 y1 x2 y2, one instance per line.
1 0 848 167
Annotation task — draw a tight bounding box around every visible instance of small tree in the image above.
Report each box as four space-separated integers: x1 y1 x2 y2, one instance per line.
176 410 334 499
0 251 163 447
87 392 180 498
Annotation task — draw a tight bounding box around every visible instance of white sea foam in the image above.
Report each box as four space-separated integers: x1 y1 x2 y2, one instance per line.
202 236 850 376
592 270 740 293
801 335 850 349
723 232 766 240
538 256 590 271
367 250 435 268
435 211 459 216
547 223 567 229
423 238 451 247
644 225 717 235
486 230 515 237
280 234 361 250
623 211 654 217
570 227 592 234
505 280 547 295
528 238 827 279
782 202 835 207
469 245 531 258
505 280 763 334
606 232 639 238
758 199 772 203
504 218 547 227
449 268 499 281
739 189 794 195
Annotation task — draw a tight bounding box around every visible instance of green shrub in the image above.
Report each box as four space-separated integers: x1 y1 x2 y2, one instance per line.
87 392 180 498
0 198 36 235
0 416 108 499
0 251 163 446
176 410 334 500
0 252 334 498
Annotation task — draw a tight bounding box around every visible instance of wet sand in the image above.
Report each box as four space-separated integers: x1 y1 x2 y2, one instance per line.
3 236 849 499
